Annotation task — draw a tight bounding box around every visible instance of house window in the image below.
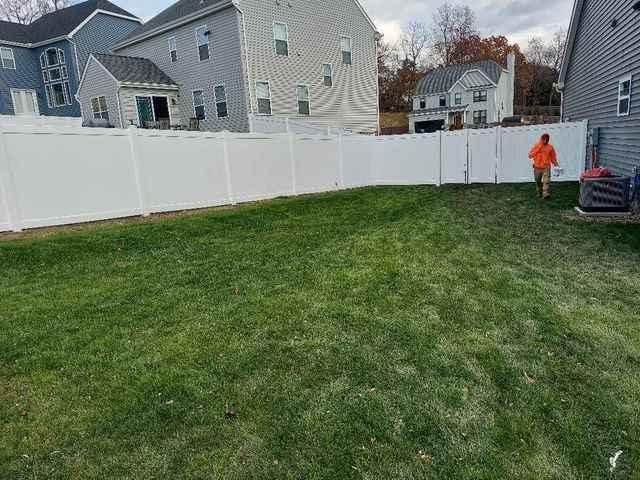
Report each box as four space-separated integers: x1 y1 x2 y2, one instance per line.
214 85 228 118
46 48 59 66
455 93 462 105
340 36 352 65
419 98 426 109
195 26 210 61
51 83 66 107
61 65 68 79
256 81 272 115
473 110 487 124
1 47 15 69
274 22 289 56
297 84 310 115
193 90 206 119
473 90 487 102
91 96 109 121
42 70 49 83
323 63 333 87
618 75 632 116
58 49 65 64
169 36 178 63
439 95 447 107
49 68 62 81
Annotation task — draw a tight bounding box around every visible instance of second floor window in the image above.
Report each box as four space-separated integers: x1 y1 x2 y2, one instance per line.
91 96 109 121
196 26 210 61
274 23 289 56
473 90 487 102
297 84 310 115
419 98 426 109
169 37 178 63
41 48 71 108
618 75 632 116
473 110 487 124
193 90 206 119
46 82 71 109
455 93 462 105
256 81 272 115
340 36 352 65
0 47 15 69
323 64 333 87
439 96 446 107
214 85 228 118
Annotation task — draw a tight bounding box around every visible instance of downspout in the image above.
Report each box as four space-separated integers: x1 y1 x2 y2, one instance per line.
375 32 382 135
233 1 255 132
554 82 564 122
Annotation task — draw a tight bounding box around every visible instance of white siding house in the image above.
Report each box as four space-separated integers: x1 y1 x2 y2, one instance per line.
409 55 515 134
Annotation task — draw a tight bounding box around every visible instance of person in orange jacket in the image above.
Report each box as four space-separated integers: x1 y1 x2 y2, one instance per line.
528 133 559 199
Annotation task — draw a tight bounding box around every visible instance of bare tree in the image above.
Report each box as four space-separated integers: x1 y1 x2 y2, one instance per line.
0 0 70 24
431 2 478 66
400 21 431 69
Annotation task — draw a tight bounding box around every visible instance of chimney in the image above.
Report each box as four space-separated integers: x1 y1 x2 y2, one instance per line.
506 53 516 116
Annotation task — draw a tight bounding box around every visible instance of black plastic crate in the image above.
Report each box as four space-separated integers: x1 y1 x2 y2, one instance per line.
579 176 631 212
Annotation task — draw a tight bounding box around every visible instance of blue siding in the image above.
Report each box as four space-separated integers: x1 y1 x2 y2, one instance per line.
72 13 140 77
563 0 640 176
32 40 80 117
0 45 42 115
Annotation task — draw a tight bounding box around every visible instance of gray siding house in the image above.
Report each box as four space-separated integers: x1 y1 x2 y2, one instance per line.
410 55 515 134
559 0 640 176
0 0 140 118
77 0 379 133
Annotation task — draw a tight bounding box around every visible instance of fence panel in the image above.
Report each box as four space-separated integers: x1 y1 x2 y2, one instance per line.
441 131 468 184
374 134 441 185
136 130 230 213
341 136 374 188
226 133 293 203
0 115 82 128
500 122 587 183
0 183 9 232
3 127 139 229
468 129 497 184
293 136 341 194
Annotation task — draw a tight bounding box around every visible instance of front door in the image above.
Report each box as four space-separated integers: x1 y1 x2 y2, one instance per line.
453 113 463 130
136 95 171 128
11 89 39 116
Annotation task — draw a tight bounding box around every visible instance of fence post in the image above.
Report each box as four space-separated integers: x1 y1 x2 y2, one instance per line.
128 125 149 217
337 132 345 190
288 131 297 195
285 118 291 134
222 131 235 205
496 126 503 184
437 130 443 187
0 131 22 232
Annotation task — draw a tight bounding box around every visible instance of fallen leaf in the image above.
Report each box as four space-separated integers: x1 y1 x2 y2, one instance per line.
523 371 536 385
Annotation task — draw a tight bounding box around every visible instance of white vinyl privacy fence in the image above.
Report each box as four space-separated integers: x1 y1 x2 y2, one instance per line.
0 121 587 232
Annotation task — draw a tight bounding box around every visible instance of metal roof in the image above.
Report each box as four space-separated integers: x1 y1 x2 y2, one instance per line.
0 0 137 44
415 60 503 95
93 53 177 86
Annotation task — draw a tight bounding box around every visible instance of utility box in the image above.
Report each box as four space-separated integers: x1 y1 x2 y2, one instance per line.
579 176 631 212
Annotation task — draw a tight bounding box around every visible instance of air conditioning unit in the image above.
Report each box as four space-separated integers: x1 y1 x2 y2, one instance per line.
579 176 631 212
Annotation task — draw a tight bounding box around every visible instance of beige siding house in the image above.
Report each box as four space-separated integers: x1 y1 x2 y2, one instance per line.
77 0 379 133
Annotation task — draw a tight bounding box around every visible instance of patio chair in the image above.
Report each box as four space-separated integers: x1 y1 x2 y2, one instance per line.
188 118 201 131
158 118 171 130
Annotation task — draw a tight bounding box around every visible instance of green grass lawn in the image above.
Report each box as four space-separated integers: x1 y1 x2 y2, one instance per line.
1 184 639 479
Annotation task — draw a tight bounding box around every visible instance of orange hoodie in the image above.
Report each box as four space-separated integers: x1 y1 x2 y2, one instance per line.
528 138 559 169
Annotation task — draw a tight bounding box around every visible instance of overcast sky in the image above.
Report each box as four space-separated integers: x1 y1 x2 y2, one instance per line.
114 0 573 48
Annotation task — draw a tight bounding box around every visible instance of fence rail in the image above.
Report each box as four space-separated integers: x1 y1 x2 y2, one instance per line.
0 121 588 232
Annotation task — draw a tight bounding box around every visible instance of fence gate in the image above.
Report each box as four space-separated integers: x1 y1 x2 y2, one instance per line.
441 131 468 184
468 129 498 184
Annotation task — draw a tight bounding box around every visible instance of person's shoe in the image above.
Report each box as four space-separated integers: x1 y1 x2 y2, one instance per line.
543 195 551 200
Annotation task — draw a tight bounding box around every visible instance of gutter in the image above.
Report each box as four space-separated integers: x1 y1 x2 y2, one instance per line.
233 1 255 120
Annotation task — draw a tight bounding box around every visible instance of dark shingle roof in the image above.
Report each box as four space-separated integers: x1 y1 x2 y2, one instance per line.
415 60 504 95
94 53 177 86
117 0 227 47
0 0 137 44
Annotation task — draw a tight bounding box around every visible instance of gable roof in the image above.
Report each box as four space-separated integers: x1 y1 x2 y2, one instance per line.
92 53 177 86
114 0 378 51
415 60 504 95
0 0 138 45
558 0 585 87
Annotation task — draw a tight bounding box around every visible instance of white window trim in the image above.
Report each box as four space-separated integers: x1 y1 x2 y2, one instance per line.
45 48 59 67
168 36 178 62
618 74 632 117
195 25 210 62
273 22 289 57
1 47 16 70
340 35 353 64
213 84 228 119
192 89 206 120
322 63 333 87
10 89 39 115
297 83 311 116
455 93 462 105
473 90 488 103
255 80 272 116
90 95 109 120
48 82 68 108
